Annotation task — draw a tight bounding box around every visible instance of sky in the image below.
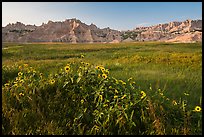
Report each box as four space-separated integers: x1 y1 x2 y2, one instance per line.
2 2 202 31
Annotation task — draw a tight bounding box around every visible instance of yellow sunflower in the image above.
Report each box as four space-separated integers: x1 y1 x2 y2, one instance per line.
80 55 84 58
4 83 10 87
172 100 177 105
99 95 103 102
184 93 189 96
98 74 101 78
81 99 84 104
24 64 28 67
102 74 107 79
128 77 132 81
19 93 24 96
18 66 22 70
114 89 118 94
141 91 146 99
114 96 118 99
16 77 20 81
18 72 23 77
193 106 202 112
50 79 55 85
20 80 24 83
81 62 85 65
95 66 101 69
64 66 70 73
101 67 105 71
122 81 126 85
103 104 108 107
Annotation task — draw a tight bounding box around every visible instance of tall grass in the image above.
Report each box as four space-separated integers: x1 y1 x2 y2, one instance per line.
2 42 202 135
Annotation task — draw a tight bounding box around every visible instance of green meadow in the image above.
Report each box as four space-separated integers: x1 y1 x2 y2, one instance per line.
2 42 202 135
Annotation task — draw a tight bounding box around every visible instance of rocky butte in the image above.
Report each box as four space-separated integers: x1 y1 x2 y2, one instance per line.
2 18 202 43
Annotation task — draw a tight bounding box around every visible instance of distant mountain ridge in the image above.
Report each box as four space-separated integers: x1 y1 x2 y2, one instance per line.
122 19 202 43
2 18 202 43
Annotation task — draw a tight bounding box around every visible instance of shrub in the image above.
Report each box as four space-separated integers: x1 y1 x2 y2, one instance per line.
2 62 202 135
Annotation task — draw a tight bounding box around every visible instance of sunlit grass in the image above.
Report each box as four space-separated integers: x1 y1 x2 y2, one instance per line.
2 42 202 135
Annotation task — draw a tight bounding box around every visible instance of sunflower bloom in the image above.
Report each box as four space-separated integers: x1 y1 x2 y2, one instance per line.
184 93 189 96
122 82 126 85
64 66 70 73
24 64 28 67
40 73 43 79
119 80 126 85
99 95 103 102
193 106 202 112
18 72 23 77
50 79 55 85
160 93 164 96
101 67 105 71
102 74 107 79
16 77 20 81
19 93 24 96
81 55 84 58
18 66 22 70
103 104 108 107
105 70 109 74
141 91 146 99
5 83 10 87
95 66 101 69
98 74 101 78
172 100 177 105
79 66 82 70
114 96 118 99
128 77 132 81
40 73 43 77
114 89 118 94
81 62 85 65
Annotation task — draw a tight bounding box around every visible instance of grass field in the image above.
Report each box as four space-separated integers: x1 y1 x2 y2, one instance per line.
2 42 202 135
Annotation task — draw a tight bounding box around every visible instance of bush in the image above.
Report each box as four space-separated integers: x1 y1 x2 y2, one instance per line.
2 62 202 135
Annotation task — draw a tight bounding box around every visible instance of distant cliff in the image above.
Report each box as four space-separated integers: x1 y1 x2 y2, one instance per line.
2 19 202 43
2 19 121 43
122 19 202 43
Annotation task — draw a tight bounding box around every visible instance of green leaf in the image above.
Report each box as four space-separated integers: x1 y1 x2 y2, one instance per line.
124 111 129 121
76 76 81 83
77 113 83 119
63 81 69 88
70 77 74 83
132 121 136 127
130 110 134 121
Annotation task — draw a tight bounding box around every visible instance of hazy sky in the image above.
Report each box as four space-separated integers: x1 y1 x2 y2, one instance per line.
2 2 202 31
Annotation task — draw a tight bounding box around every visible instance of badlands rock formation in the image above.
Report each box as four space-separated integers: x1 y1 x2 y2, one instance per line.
2 19 202 43
122 19 202 42
2 18 121 43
